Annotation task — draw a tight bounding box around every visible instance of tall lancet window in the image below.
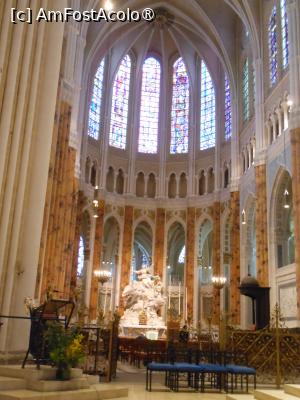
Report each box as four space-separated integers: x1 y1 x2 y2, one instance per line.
88 58 105 139
224 73 232 140
170 57 189 154
242 58 250 122
269 6 278 86
200 61 215 150
109 54 131 149
77 236 85 277
280 0 289 69
138 57 161 153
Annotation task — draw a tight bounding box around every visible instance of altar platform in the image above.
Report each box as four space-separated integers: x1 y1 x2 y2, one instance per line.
0 365 128 400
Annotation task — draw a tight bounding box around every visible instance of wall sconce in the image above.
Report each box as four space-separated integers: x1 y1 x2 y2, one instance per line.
242 209 246 225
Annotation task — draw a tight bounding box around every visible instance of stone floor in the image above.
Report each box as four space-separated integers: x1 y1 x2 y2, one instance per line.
113 363 229 400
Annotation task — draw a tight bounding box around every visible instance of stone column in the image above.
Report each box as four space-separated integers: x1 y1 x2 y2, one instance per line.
154 208 166 278
119 206 134 310
39 100 80 300
186 207 196 320
255 165 269 286
230 191 241 324
288 0 300 320
89 200 105 320
291 130 300 320
212 202 221 325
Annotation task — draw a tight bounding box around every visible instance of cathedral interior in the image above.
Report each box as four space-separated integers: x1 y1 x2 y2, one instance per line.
1 0 300 398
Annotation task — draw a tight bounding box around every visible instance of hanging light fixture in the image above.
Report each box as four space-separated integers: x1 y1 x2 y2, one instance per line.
94 269 112 284
211 275 227 290
242 209 246 225
93 186 99 218
283 189 290 209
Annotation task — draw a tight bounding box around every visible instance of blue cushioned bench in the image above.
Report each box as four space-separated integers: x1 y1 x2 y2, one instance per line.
146 362 178 391
146 362 228 392
226 364 256 392
146 351 256 393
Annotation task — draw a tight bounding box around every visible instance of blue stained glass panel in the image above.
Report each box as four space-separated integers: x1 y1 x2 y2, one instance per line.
138 57 161 153
170 57 189 154
88 59 105 139
281 0 289 69
109 54 131 149
224 74 232 140
269 6 278 86
200 61 215 150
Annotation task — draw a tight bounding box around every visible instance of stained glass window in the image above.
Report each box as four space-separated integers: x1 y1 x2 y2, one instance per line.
281 0 289 69
88 59 105 139
178 245 185 263
269 6 278 86
242 59 250 122
200 61 215 150
170 58 189 154
109 54 131 149
77 236 84 277
224 74 232 140
138 57 161 153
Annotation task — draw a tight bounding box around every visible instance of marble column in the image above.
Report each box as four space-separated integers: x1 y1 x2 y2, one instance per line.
186 207 196 320
255 164 269 286
291 129 300 319
119 205 134 310
39 100 79 300
212 202 221 325
288 0 300 320
154 208 166 278
89 200 105 320
230 191 241 324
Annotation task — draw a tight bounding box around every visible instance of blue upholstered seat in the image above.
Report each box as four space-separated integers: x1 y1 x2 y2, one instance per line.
147 362 177 371
226 364 256 374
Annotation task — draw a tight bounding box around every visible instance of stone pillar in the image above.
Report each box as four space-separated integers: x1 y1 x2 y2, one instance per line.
39 100 80 300
212 202 221 325
186 207 195 320
255 164 269 286
89 200 105 320
288 0 300 320
119 206 134 310
230 191 241 324
153 208 166 278
291 129 300 319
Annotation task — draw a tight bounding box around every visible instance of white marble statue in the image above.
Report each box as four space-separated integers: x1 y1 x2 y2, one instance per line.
120 267 166 327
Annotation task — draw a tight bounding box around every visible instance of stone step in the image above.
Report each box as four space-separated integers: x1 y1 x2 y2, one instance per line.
285 385 300 398
0 388 97 400
0 366 82 381
0 378 26 391
26 377 90 392
254 389 299 400
226 394 254 400
0 385 128 400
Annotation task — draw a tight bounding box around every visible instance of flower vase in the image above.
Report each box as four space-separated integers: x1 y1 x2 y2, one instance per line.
56 363 71 380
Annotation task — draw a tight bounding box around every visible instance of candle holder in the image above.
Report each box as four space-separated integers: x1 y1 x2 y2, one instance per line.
94 269 112 285
211 275 227 290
